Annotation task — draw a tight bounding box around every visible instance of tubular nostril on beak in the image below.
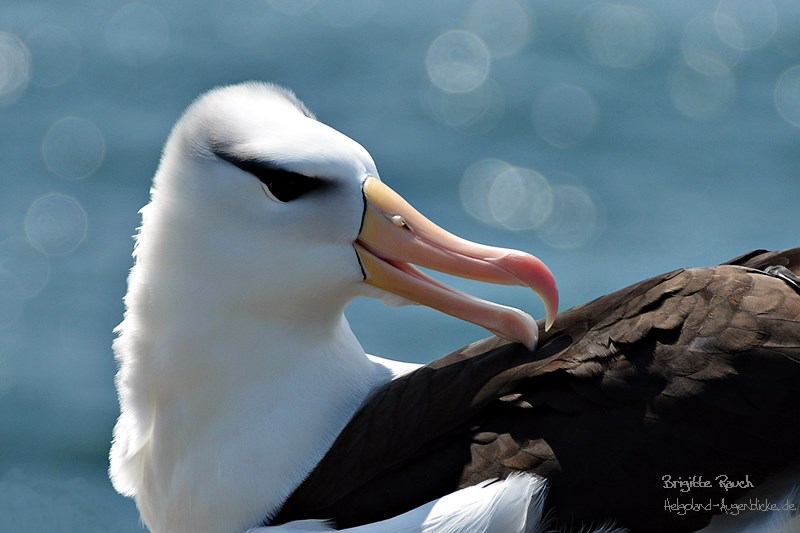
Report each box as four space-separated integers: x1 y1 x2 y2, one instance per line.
390 215 408 228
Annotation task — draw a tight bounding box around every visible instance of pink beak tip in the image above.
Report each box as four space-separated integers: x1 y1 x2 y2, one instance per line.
506 252 559 334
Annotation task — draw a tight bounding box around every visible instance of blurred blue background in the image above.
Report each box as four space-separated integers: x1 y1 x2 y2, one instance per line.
0 0 798 530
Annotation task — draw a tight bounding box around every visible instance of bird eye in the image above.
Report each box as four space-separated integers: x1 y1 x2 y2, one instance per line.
258 171 325 203
213 150 327 202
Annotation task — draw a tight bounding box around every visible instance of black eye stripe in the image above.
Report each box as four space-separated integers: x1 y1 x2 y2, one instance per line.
213 149 328 202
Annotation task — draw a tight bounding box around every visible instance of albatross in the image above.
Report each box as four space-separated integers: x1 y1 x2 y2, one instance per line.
110 82 800 533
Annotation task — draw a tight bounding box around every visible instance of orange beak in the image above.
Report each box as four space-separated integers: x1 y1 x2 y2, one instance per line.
354 177 558 350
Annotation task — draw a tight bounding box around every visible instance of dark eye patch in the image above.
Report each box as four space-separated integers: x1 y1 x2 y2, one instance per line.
213 149 329 202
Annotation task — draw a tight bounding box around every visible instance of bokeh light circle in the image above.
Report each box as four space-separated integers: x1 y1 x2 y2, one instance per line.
715 0 777 51
106 2 170 67
532 84 598 148
25 194 88 256
0 237 51 300
487 167 553 231
460 160 554 231
537 185 602 249
0 31 31 106
774 65 800 128
422 79 504 133
42 117 105 180
426 30 491 93
460 159 515 225
682 14 742 75
25 25 81 88
671 65 736 120
576 3 658 69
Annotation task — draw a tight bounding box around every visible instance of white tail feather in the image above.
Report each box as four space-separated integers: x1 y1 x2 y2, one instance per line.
251 473 547 533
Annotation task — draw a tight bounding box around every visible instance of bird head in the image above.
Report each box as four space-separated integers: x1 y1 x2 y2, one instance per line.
143 82 558 348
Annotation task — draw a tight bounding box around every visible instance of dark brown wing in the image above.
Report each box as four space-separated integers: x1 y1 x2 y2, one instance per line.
273 248 800 533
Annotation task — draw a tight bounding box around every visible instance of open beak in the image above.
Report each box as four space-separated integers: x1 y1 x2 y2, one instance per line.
354 177 558 350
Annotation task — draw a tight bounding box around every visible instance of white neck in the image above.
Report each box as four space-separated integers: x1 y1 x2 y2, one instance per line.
110 208 387 533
